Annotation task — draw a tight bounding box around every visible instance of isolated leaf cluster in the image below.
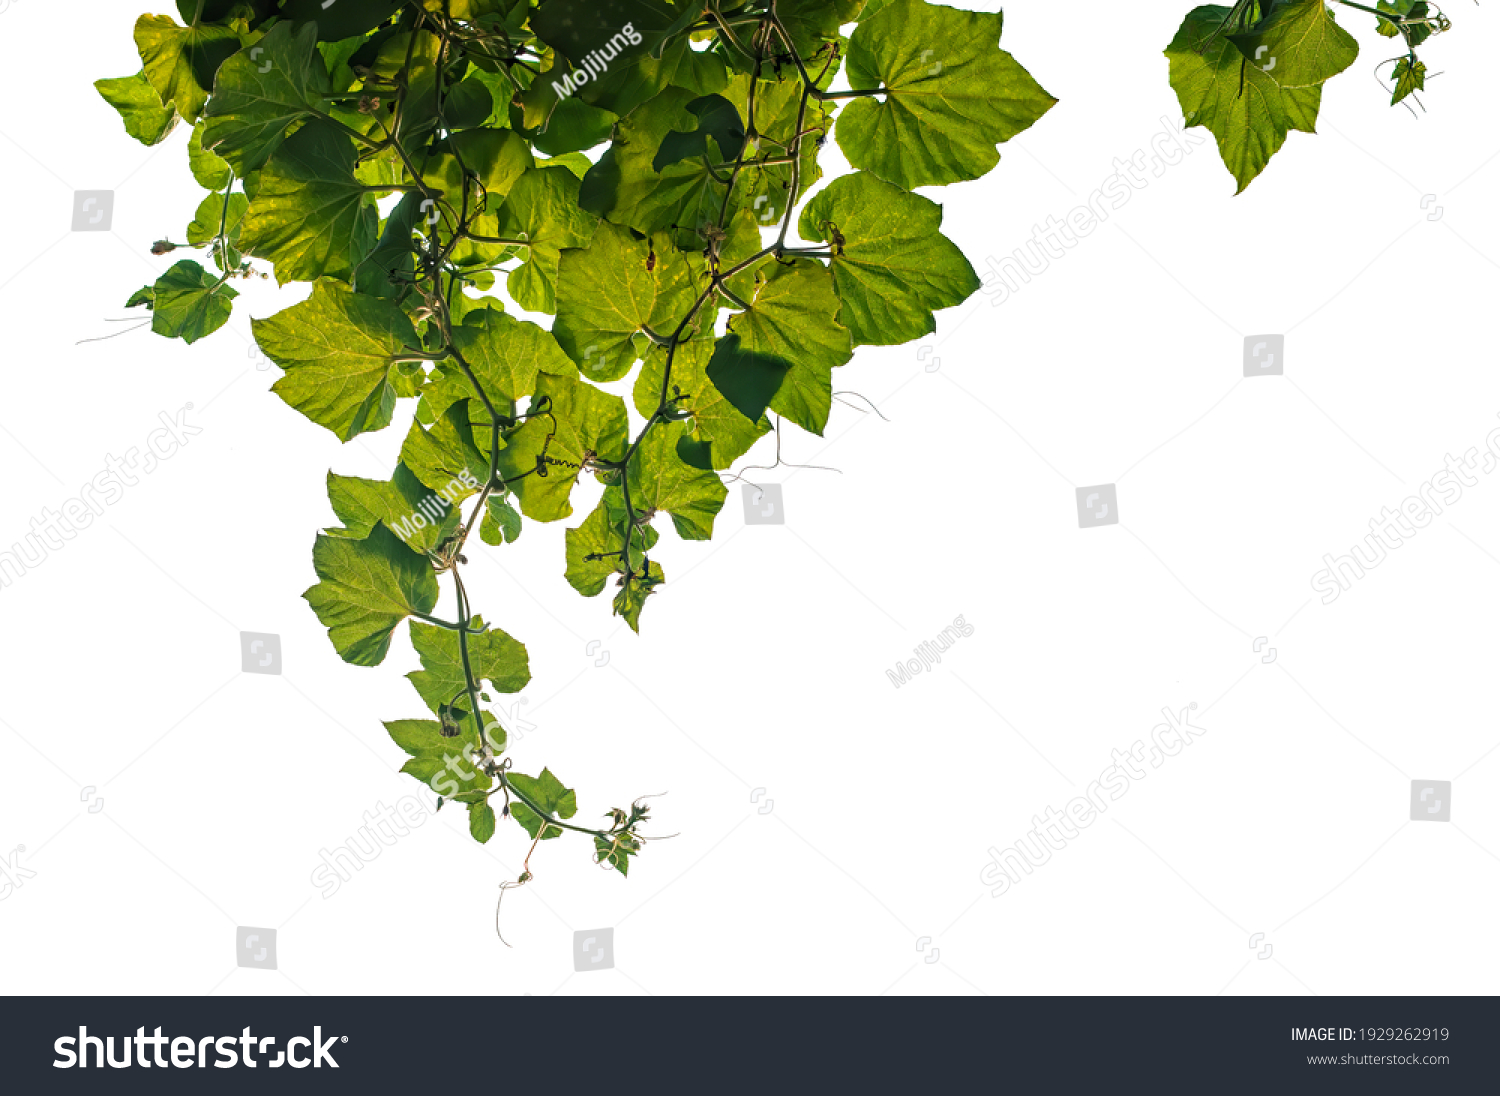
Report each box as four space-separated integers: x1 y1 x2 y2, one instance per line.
98 0 1055 880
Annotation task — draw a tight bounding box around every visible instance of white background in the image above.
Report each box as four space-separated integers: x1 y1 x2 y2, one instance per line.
1 0 1497 996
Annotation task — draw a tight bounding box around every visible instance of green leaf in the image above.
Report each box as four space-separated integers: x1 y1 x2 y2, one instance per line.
507 767 577 841
496 372 629 522
133 14 240 125
131 259 238 344
594 832 641 876
399 401 490 501
1391 57 1426 105
534 95 618 156
702 335 788 431
188 122 232 190
1283 85 1323 134
778 0 868 57
580 86 727 247
652 94 745 172
303 523 441 666
356 190 422 299
385 717 471 759
552 221 698 382
481 494 524 546
1165 5 1319 192
95 73 178 146
326 465 461 553
237 120 378 285
186 190 248 255
450 305 581 404
400 754 492 798
613 561 664 632
637 335 769 470
1375 1 1434 46
278 0 406 40
627 421 728 541
712 259 851 436
408 616 531 717
200 20 331 174
252 279 422 441
468 800 497 843
1230 0 1359 89
800 171 979 348
496 166 600 314
837 0 1056 189
565 487 659 597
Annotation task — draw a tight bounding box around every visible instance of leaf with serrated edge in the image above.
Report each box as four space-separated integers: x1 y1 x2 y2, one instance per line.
253 279 423 441
1229 0 1359 90
95 73 178 146
407 616 530 717
201 21 331 174
799 172 978 349
496 373 629 522
508 768 577 841
303 523 440 666
237 121 378 285
627 421 728 541
836 0 1056 189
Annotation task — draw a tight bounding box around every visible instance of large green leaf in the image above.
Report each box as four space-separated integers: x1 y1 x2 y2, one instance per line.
134 14 240 125
252 279 423 441
711 259 852 437
497 166 601 314
836 0 1056 189
449 304 581 404
1230 0 1359 89
95 73 179 146
627 421 729 541
799 172 978 348
325 464 461 554
237 120 378 285
1166 5 1320 192
303 523 440 666
552 220 698 382
496 373 629 521
407 616 531 717
200 20 331 174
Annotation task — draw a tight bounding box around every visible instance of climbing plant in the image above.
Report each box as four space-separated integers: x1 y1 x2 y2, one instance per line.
1166 0 1455 191
95 0 1455 896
